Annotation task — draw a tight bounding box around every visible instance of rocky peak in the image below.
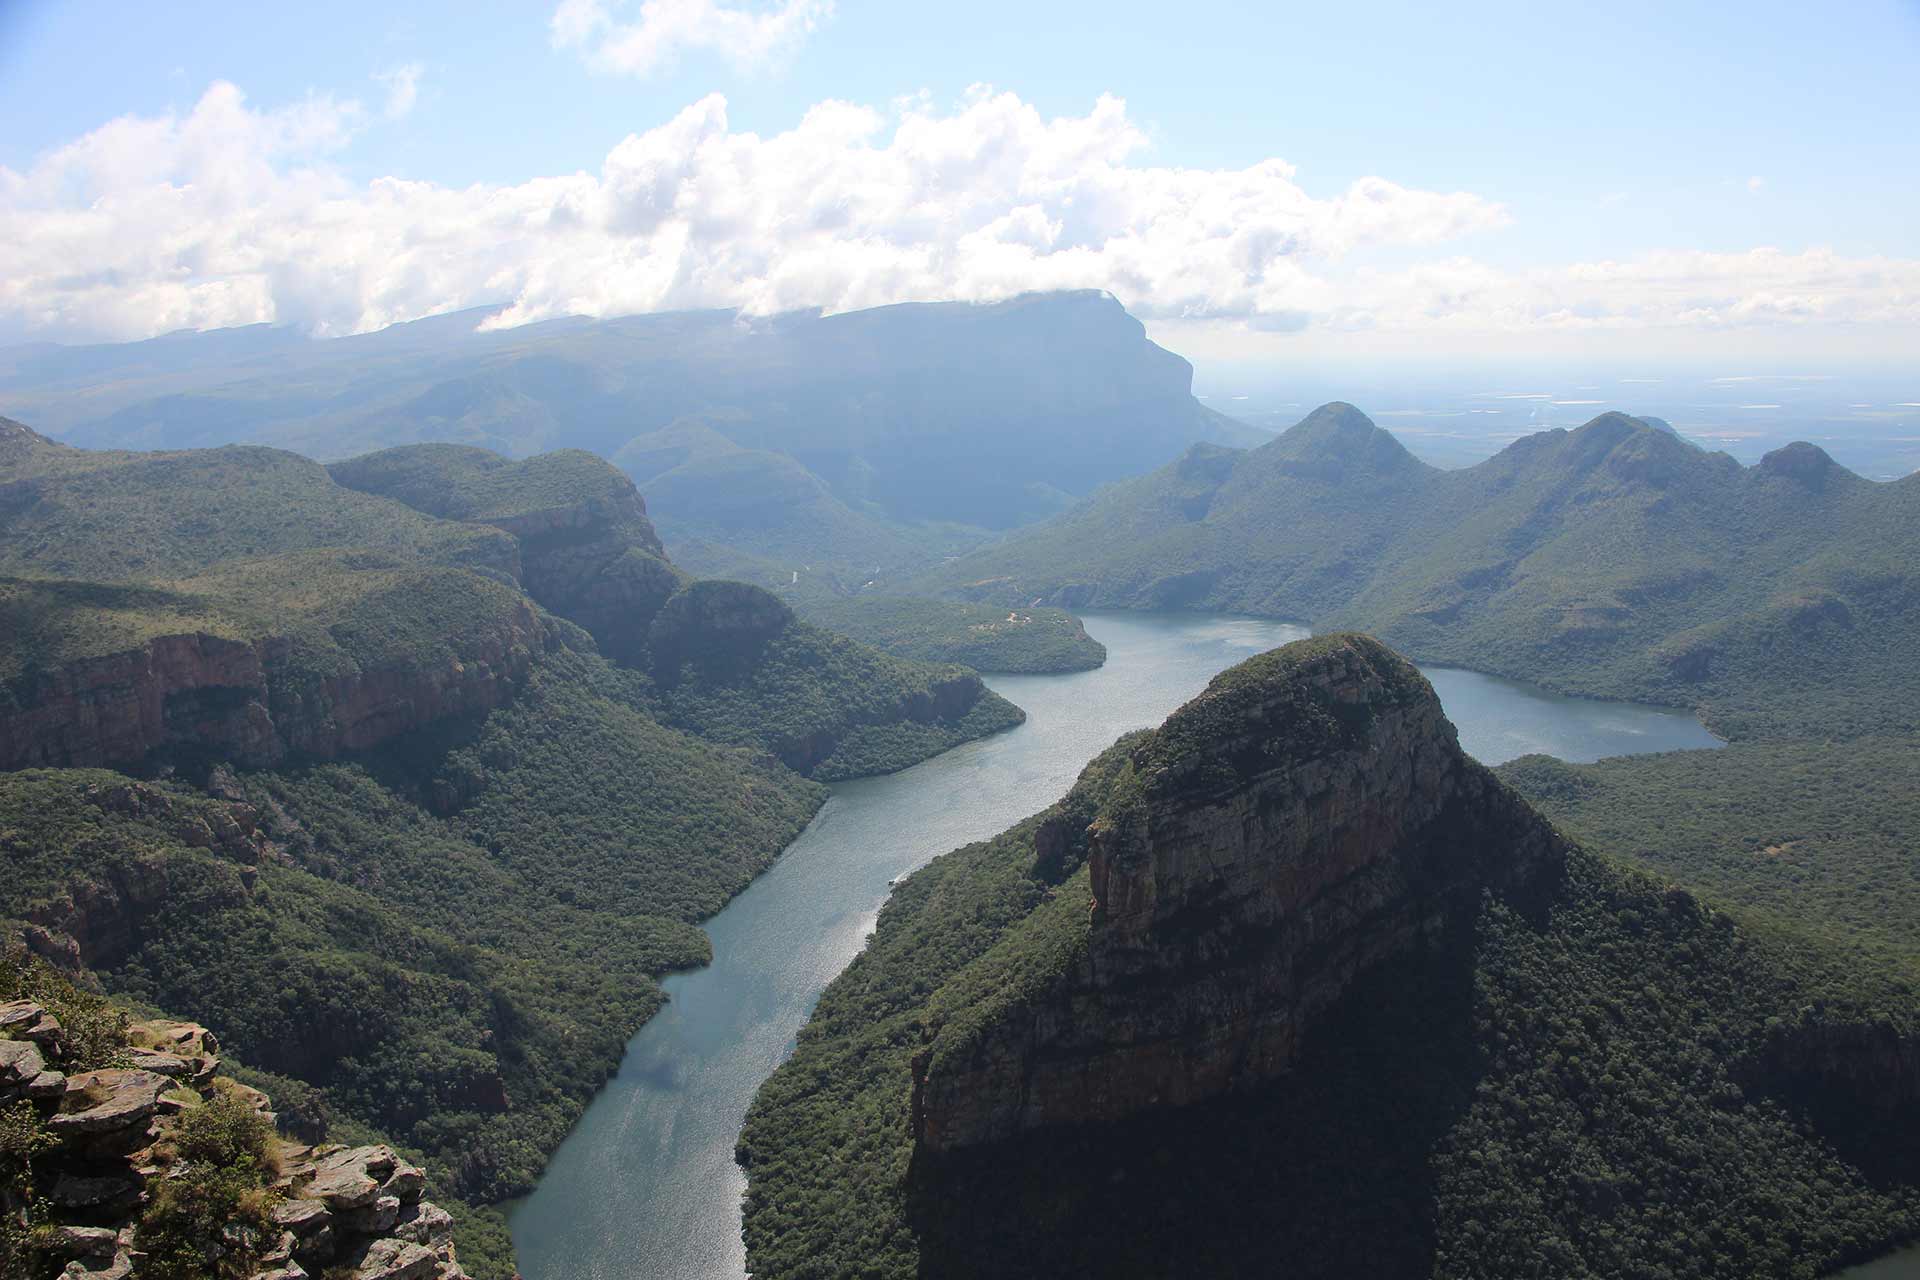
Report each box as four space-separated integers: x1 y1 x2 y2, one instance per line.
1757 440 1842 487
912 634 1566 1152
647 580 796 681
1262 402 1422 479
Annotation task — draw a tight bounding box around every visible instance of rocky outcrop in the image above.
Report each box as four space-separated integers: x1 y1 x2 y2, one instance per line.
479 487 682 665
647 580 796 680
327 446 684 664
911 634 1567 1152
0 599 547 774
3 1005 469 1280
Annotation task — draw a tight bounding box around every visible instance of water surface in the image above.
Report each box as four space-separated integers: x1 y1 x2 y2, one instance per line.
509 613 1719 1279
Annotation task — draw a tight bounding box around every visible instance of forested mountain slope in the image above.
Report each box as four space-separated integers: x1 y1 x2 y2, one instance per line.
921 403 1920 738
0 416 1022 1278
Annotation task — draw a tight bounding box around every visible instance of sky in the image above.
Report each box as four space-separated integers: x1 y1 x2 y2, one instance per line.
2 0 1918 367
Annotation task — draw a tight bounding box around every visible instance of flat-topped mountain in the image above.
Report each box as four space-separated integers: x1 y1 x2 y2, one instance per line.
2 293 1262 575
920 403 1920 738
739 634 1920 1279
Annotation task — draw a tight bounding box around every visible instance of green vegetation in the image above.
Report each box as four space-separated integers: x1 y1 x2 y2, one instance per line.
0 638 824 1214
328 444 639 524
1 550 534 686
797 596 1106 674
654 611 1025 779
137 1094 281 1280
1501 737 1920 965
919 405 1920 739
0 435 512 582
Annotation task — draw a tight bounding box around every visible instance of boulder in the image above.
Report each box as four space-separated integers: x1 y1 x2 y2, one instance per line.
271 1198 333 1236
338 1192 401 1235
391 1201 454 1248
27 1069 68 1098
0 1036 46 1082
58 1252 132 1280
37 1224 119 1257
303 1145 399 1210
0 999 62 1044
381 1160 425 1204
349 1238 441 1280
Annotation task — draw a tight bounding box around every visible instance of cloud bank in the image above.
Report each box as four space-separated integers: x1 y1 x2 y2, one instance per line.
2 82 1916 345
551 0 833 75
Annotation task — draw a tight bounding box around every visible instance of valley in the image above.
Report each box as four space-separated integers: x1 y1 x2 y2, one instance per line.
511 612 1722 1279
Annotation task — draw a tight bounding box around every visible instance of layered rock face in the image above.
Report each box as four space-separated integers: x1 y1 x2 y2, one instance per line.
0 600 547 774
913 634 1567 1152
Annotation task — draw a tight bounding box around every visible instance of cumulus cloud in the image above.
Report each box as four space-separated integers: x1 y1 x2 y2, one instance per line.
1 82 1916 346
551 0 832 75
375 63 423 120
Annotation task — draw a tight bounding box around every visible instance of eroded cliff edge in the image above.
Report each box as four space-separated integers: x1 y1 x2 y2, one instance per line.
910 633 1567 1151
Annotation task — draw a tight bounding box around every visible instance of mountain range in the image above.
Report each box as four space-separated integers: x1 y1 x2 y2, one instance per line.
0 292 1260 584
919 402 1920 739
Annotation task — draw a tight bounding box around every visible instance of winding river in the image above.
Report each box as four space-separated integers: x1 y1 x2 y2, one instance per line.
509 613 1723 1279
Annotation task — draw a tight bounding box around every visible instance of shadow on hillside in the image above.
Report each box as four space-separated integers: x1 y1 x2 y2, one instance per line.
906 926 1485 1280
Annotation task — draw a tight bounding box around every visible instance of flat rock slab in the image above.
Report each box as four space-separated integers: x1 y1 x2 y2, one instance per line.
271 1198 333 1234
49 1070 169 1134
48 1172 141 1210
42 1223 119 1257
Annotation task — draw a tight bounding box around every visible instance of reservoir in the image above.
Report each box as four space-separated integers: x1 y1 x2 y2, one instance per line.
509 613 1722 1279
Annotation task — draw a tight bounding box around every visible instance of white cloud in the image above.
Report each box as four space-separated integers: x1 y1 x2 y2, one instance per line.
1748 175 1765 192
375 63 423 121
2 82 1917 348
551 0 832 76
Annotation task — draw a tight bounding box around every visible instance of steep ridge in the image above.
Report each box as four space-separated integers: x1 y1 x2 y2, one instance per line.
921 404 1920 738
912 636 1565 1149
739 635 1920 1280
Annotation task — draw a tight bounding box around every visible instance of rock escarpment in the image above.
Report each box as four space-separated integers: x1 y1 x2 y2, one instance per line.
0 599 548 774
912 634 1567 1152
327 445 685 664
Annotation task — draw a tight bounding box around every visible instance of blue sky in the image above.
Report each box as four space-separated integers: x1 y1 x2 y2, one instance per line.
2 0 1917 362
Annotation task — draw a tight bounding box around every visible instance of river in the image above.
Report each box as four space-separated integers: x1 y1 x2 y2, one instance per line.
508 613 1722 1279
